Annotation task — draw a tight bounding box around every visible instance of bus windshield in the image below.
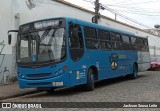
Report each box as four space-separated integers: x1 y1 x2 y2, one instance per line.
17 28 66 64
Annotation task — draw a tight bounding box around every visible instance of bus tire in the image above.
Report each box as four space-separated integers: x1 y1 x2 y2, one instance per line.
129 64 138 79
46 88 55 94
85 69 95 91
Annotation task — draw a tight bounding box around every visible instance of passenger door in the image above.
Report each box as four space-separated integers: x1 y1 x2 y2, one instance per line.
68 22 85 86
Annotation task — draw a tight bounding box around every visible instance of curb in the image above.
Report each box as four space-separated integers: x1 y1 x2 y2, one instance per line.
0 90 40 101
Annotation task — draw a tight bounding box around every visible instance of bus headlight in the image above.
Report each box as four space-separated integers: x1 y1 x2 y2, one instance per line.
19 73 24 78
59 68 63 73
55 71 59 76
54 66 68 76
55 68 64 76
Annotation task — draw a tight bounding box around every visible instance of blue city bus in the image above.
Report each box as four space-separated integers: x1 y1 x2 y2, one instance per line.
8 17 150 92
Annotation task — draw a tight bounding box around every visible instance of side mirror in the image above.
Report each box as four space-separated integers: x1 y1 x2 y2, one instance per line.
7 30 18 45
8 34 12 45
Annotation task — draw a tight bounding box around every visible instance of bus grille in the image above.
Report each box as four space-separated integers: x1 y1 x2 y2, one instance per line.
27 73 51 79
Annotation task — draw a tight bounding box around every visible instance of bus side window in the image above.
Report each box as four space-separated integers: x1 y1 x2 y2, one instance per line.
69 24 83 49
143 38 149 52
122 35 131 50
116 34 123 50
98 29 112 50
84 27 98 49
111 32 121 50
130 36 138 50
69 23 84 61
137 37 144 51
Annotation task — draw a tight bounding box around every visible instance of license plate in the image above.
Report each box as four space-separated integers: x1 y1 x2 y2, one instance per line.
52 82 63 86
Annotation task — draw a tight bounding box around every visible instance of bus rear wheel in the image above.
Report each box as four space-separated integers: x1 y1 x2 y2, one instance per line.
128 64 138 79
85 69 95 91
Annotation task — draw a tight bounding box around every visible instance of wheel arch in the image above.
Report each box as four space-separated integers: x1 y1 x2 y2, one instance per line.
88 65 98 81
134 62 138 71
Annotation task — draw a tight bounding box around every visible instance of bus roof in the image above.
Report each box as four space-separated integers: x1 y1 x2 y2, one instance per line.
20 17 135 36
65 17 135 36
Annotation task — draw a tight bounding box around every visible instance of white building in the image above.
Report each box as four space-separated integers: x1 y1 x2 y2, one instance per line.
145 28 160 36
0 0 160 84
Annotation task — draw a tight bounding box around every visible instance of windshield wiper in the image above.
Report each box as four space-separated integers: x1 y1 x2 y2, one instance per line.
40 27 52 41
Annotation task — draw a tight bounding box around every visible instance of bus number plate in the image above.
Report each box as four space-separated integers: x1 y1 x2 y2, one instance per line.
52 82 63 86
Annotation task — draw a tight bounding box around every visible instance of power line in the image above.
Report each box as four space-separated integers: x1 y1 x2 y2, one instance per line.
105 4 160 11
115 10 160 16
106 5 160 15
109 0 131 5
127 0 158 22
103 0 160 14
100 4 151 28
102 0 160 23
80 0 152 28
112 0 159 5
82 0 94 4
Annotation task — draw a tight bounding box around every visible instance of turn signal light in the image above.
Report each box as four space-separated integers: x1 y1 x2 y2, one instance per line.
63 65 68 70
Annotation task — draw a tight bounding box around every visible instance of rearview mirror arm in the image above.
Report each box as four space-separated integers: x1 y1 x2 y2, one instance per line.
8 30 18 35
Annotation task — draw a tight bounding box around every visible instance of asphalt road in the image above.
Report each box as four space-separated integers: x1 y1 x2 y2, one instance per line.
1 71 160 111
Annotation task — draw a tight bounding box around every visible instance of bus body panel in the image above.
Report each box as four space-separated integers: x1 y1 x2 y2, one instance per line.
137 51 150 72
18 73 70 88
16 17 149 89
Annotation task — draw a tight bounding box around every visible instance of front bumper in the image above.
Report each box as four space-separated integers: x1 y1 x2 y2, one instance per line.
18 74 70 88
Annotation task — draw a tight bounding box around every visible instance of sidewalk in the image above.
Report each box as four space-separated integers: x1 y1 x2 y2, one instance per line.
0 82 38 100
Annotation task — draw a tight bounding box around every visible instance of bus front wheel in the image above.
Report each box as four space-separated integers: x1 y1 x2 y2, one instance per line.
85 69 95 91
46 88 55 94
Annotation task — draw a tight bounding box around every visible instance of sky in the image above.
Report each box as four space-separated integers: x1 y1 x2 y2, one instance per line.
64 0 160 29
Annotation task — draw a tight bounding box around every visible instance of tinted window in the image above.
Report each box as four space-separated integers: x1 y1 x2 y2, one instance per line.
137 37 144 44
99 41 112 50
112 42 123 50
111 33 122 50
143 38 149 52
69 27 83 49
122 35 130 43
136 37 149 51
84 27 98 49
131 36 137 44
130 36 138 50
144 38 148 46
111 32 121 41
98 30 110 40
86 39 98 49
69 24 84 61
121 35 131 50
98 29 112 50
84 27 96 39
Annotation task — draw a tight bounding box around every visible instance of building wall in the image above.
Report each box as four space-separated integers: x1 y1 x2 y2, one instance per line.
18 0 160 57
0 0 160 84
0 0 18 84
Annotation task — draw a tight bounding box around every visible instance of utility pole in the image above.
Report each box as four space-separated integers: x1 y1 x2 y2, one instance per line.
92 0 100 24
115 13 117 21
95 0 99 24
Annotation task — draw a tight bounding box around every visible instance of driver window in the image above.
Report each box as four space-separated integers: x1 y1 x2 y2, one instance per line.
69 24 84 49
69 23 84 61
